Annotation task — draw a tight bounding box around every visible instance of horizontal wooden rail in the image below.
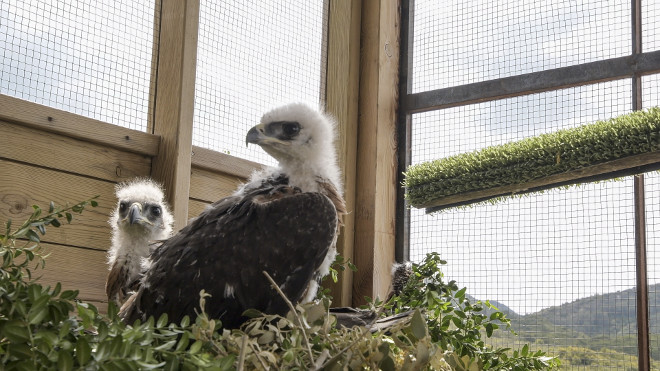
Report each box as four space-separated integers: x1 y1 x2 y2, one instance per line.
190 146 261 179
0 94 160 157
402 50 660 114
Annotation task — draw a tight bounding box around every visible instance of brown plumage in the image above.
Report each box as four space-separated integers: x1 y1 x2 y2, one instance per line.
119 103 346 328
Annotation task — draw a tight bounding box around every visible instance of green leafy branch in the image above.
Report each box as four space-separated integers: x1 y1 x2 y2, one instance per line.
381 252 560 370
0 197 98 284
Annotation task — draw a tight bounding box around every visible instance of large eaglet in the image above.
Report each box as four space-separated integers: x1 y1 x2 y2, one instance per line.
120 103 346 329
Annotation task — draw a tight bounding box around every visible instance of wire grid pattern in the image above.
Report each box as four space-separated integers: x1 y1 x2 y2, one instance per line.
411 79 631 165
409 80 642 363
0 0 158 131
644 0 660 52
643 73 660 365
193 1 327 166
411 0 631 93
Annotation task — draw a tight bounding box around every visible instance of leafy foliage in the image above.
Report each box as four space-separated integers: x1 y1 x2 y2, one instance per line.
1 200 558 370
382 253 558 370
316 253 358 300
404 107 660 208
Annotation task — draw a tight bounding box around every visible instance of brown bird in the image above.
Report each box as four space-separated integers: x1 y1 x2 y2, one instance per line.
106 178 173 307
120 103 347 329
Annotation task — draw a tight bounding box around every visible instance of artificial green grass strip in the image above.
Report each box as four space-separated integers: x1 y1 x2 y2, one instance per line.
404 107 660 208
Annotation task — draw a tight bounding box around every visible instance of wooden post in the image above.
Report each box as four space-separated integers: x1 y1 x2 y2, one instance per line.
324 0 362 307
150 0 200 231
353 0 400 305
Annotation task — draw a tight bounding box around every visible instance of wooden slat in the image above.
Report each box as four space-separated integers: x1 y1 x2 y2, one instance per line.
394 0 414 263
36 242 108 309
324 0 362 306
191 146 261 179
402 50 660 113
150 0 200 231
422 151 660 212
0 160 115 251
0 121 151 182
189 167 245 203
0 95 160 157
188 198 211 220
353 0 400 305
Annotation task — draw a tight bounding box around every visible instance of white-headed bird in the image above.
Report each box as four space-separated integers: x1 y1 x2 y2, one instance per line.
120 103 346 328
106 178 174 306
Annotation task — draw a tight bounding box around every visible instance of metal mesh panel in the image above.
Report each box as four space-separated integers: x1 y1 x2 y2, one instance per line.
643 73 660 366
193 1 327 166
644 0 660 52
412 0 631 93
411 80 631 165
409 80 645 364
0 0 158 131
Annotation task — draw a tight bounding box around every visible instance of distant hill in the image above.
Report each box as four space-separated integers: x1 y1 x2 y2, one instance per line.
521 283 660 336
480 284 660 358
465 295 518 318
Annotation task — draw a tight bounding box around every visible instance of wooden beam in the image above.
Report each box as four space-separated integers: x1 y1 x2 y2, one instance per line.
188 199 211 220
191 146 260 179
189 167 245 203
0 95 160 157
422 151 660 213
0 120 151 182
402 50 660 114
150 0 200 231
395 0 414 263
324 0 362 307
353 0 400 305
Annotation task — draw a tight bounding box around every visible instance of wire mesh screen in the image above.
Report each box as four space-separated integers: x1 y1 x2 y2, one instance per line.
411 180 640 361
411 0 631 93
409 72 660 365
406 0 660 366
411 80 631 166
645 0 660 52
643 73 660 366
0 0 158 131
193 1 327 166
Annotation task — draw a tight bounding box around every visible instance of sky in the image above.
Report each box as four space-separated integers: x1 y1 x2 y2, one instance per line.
1 0 659 315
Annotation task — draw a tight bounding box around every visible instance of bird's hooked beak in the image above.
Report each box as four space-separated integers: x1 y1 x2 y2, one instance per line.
122 203 152 226
246 123 288 147
246 123 265 147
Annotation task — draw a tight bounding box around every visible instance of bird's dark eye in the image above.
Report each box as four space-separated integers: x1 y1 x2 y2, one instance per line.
282 122 300 137
119 201 128 212
151 206 162 217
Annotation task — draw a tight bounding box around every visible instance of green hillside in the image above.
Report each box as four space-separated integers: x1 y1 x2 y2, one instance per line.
480 284 660 368
524 283 660 336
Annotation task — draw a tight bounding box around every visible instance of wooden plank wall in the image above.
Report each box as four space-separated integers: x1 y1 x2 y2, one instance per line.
0 97 158 313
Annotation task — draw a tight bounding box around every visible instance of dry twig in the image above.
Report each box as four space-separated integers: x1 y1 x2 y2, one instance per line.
262 270 316 365
237 334 248 370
